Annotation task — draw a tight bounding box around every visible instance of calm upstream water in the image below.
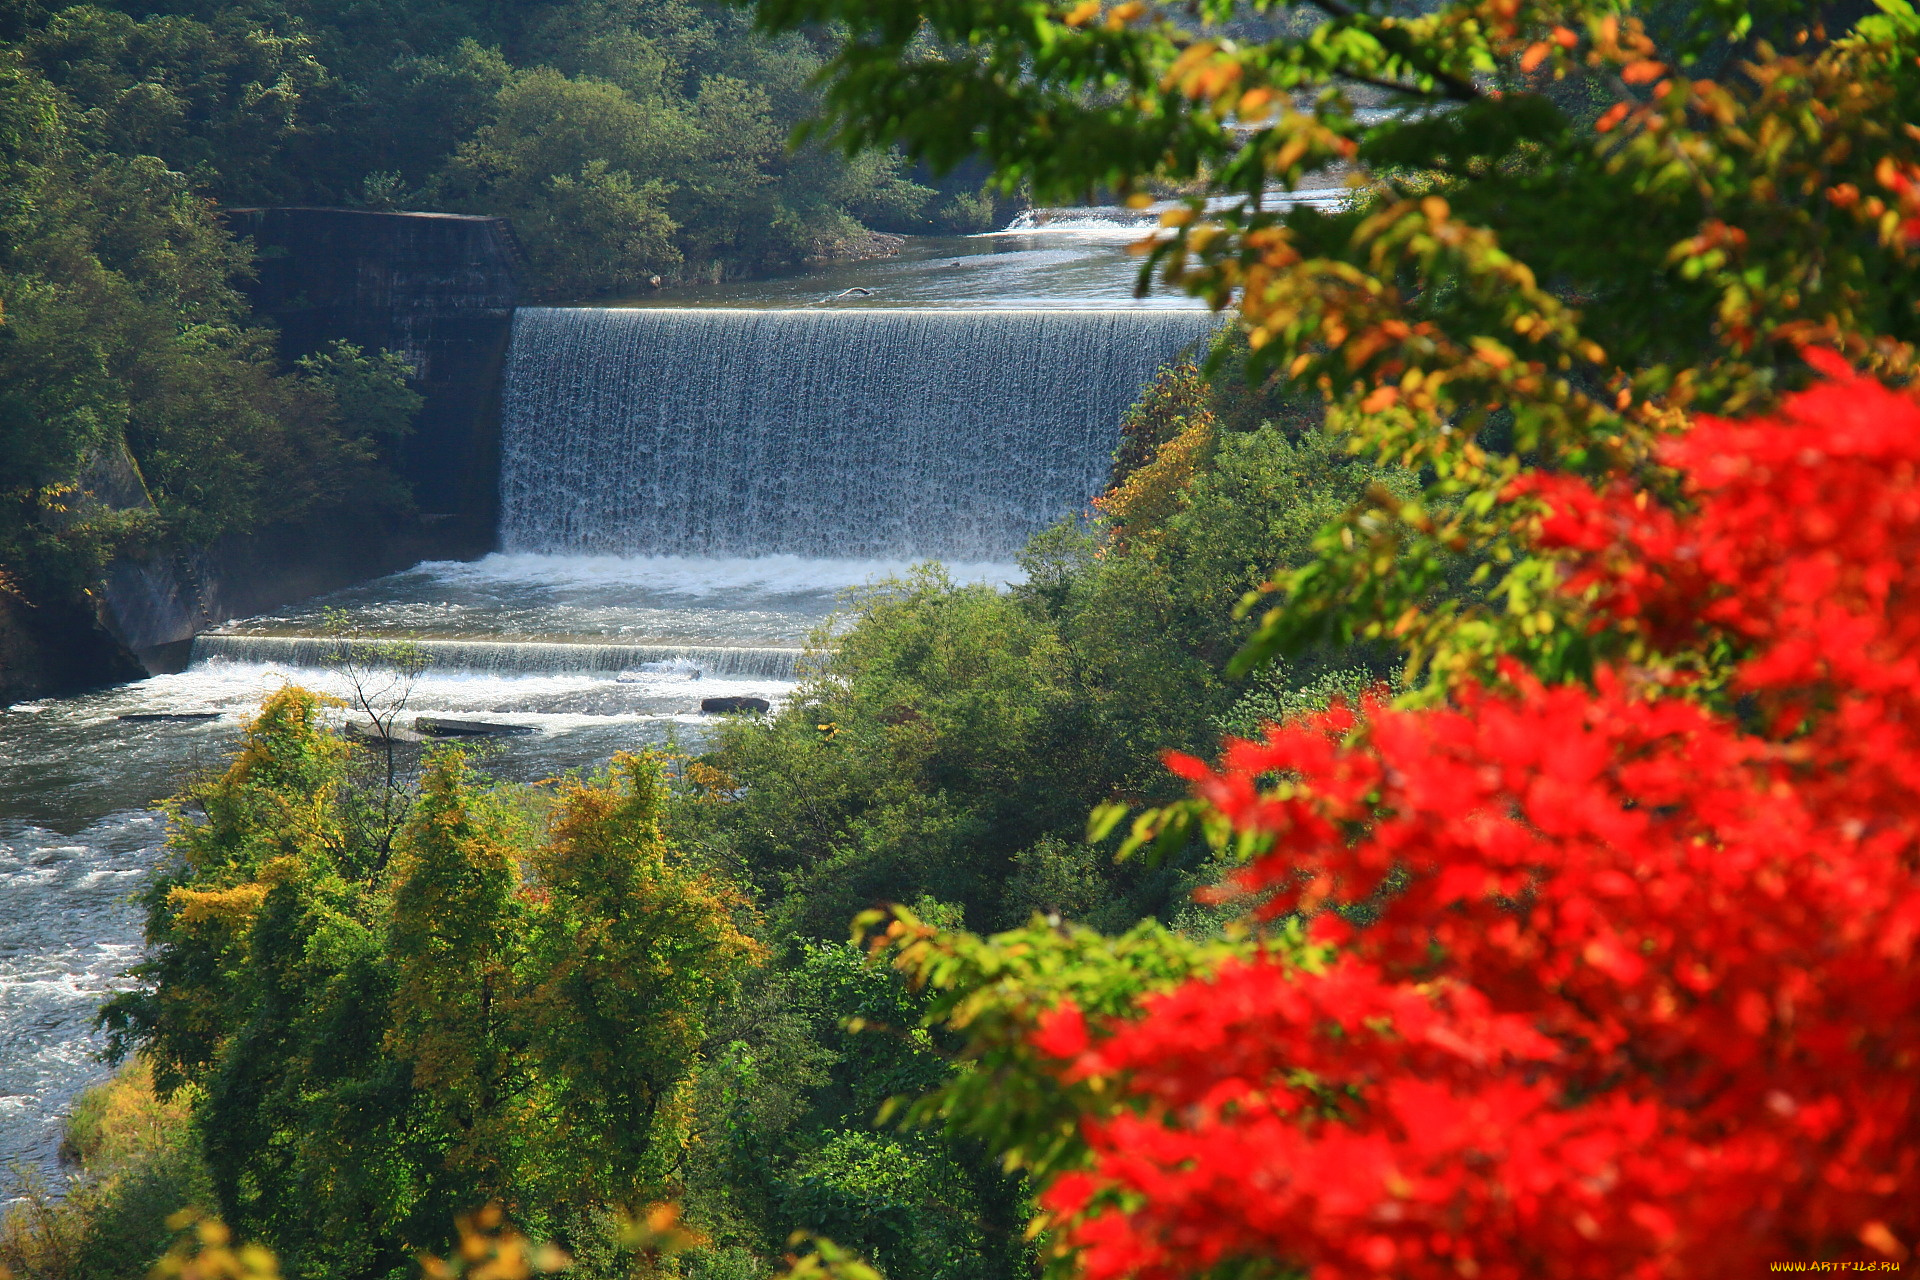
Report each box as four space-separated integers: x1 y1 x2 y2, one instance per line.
612 186 1344 310
0 203 1278 1179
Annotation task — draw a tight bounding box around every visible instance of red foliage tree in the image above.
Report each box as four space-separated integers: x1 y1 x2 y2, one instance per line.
1029 359 1920 1277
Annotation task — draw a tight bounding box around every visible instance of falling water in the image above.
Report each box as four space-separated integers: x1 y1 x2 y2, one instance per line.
499 308 1222 560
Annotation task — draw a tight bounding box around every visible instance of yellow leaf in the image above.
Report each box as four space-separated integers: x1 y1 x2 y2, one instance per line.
1238 86 1275 121
168 882 269 928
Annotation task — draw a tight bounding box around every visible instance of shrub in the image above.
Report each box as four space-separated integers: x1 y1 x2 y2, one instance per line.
1 1058 212 1280
996 363 1920 1274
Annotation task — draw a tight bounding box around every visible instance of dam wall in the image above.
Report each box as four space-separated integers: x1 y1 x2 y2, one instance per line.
227 206 524 537
500 307 1222 561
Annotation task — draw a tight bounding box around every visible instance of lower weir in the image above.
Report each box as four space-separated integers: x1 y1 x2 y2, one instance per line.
499 307 1221 561
190 635 805 680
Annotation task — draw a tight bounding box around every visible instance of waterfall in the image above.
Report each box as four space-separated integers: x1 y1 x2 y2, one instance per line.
498 307 1221 560
190 635 804 680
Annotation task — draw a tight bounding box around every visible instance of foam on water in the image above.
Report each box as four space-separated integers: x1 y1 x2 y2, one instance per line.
995 188 1350 237
993 210 1157 236
0 811 164 1176
214 554 1011 648
429 552 1025 595
192 636 806 680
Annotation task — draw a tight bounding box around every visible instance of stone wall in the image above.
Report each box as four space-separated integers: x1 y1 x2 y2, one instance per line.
225 207 524 535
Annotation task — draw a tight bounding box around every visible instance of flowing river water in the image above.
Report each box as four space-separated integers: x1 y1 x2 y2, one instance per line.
0 200 1342 1179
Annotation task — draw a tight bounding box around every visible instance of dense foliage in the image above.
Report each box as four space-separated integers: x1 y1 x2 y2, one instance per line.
26 0 1920 1272
100 692 759 1280
708 0 1920 1274
680 360 1408 941
758 0 1920 690
977 360 1920 1275
0 1060 210 1280
31 349 1396 1280
2 0 989 299
0 55 418 609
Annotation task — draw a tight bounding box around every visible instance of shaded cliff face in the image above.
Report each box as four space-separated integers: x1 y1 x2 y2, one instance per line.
224 207 523 534
0 593 146 704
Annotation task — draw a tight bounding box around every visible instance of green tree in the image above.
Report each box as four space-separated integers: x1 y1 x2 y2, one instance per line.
694 8 1920 1277
0 58 417 609
20 5 322 199
104 694 761 1278
752 0 1920 693
386 751 537 1227
683 934 1031 1280
432 64 691 295
4 0 956 304
523 755 764 1210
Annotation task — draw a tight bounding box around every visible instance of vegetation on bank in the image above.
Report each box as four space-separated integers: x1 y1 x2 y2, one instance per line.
0 50 421 613
681 370 1410 943
0 43 428 667
739 0 1920 1267
1 0 986 297
0 1059 209 1280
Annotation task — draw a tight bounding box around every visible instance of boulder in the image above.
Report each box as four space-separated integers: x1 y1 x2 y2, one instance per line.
700 696 770 714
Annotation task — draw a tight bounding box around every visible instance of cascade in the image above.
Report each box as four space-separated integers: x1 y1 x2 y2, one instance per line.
499 307 1220 560
190 635 804 680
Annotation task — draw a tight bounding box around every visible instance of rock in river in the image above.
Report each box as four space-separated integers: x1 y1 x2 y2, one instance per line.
700 696 769 714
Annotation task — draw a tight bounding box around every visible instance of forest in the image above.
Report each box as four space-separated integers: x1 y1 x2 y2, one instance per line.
6 0 1920 1276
